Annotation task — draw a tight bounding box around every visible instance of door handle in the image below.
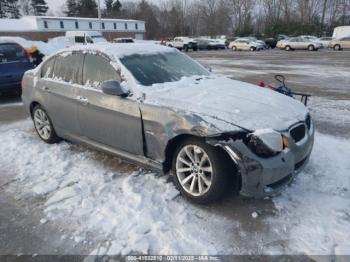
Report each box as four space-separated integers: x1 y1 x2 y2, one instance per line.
76 96 89 105
41 86 50 92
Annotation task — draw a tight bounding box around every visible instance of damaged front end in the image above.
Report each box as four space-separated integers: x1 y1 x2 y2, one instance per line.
206 121 315 198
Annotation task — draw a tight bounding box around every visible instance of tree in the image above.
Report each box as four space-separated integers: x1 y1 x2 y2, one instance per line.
20 0 33 15
104 0 113 17
112 0 122 13
76 0 98 18
31 0 48 16
4 0 21 18
65 0 78 17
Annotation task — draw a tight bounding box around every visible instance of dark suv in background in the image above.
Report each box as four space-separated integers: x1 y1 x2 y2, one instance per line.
0 41 34 96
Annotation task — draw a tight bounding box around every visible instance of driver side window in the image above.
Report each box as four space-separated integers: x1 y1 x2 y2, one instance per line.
83 54 121 90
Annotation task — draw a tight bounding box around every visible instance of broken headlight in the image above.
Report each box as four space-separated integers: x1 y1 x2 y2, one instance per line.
245 129 283 158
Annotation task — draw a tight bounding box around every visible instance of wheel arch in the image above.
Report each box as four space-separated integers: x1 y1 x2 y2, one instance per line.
162 133 242 192
29 101 41 118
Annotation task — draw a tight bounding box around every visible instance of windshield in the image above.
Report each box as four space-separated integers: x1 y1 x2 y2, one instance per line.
91 35 107 43
120 51 210 86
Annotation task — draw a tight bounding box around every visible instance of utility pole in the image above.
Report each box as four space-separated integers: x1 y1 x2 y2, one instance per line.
97 0 102 31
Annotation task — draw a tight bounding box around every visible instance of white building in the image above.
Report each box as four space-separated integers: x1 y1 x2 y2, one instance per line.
0 16 146 41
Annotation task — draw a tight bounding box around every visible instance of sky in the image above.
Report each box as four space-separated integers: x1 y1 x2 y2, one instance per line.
45 0 162 16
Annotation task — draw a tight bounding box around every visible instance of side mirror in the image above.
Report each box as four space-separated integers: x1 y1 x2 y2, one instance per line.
101 80 130 98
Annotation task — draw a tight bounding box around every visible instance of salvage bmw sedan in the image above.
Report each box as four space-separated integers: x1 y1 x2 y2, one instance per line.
22 43 314 204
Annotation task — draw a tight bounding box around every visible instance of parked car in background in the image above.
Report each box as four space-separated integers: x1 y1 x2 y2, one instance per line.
278 37 322 51
229 38 265 51
276 34 289 41
317 37 335 48
114 38 135 43
65 31 107 47
196 39 215 50
0 41 34 96
22 43 314 204
245 37 268 49
333 26 350 39
329 36 350 50
167 37 198 51
264 38 278 48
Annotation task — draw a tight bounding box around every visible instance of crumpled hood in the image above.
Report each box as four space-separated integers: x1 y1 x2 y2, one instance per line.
142 76 308 132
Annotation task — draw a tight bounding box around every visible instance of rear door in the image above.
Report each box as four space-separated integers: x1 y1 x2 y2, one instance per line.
41 52 83 136
77 53 144 155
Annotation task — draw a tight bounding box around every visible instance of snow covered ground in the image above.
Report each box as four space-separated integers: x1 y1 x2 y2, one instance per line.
1 119 349 255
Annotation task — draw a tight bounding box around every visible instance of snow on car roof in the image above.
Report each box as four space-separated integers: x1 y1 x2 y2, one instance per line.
64 43 175 59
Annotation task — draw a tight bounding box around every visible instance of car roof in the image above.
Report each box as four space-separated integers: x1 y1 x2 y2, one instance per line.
56 43 175 59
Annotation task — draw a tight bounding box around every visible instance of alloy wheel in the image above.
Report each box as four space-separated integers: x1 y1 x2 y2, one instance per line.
34 108 51 140
176 145 213 197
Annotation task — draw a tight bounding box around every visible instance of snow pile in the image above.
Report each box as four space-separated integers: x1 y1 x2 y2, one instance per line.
0 120 232 255
65 43 174 59
141 75 308 132
268 133 350 255
1 120 349 255
0 36 64 56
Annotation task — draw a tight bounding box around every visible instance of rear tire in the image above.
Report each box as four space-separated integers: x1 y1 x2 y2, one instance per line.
232 46 237 51
171 137 237 204
250 47 256 52
32 105 61 144
285 45 292 51
184 45 189 52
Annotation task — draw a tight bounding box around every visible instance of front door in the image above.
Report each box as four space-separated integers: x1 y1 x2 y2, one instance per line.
77 53 144 155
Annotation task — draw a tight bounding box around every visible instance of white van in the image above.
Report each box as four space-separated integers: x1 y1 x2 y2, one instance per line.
333 26 350 39
64 31 107 47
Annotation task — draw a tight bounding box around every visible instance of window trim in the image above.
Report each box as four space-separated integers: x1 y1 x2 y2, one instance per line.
81 51 122 90
40 55 56 78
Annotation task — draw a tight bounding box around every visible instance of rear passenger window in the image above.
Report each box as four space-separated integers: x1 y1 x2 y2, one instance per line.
83 54 120 89
53 53 84 84
41 57 55 78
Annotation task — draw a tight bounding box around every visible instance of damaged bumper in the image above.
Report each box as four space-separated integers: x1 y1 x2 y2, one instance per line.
211 123 315 198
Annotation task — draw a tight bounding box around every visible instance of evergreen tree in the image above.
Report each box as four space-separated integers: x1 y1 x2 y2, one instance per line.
76 0 97 18
104 0 113 17
6 0 21 18
65 0 78 17
112 0 121 13
0 1 5 18
31 0 48 16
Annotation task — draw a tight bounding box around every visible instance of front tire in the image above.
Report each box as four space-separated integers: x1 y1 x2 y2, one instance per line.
308 45 315 51
171 138 236 204
250 47 256 52
285 45 292 51
232 46 237 51
32 105 61 144
334 44 341 51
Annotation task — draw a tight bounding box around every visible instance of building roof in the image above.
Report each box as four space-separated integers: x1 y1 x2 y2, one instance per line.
0 16 145 32
34 16 144 23
0 17 38 32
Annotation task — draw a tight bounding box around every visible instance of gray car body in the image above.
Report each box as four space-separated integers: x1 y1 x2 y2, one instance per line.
22 44 314 198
